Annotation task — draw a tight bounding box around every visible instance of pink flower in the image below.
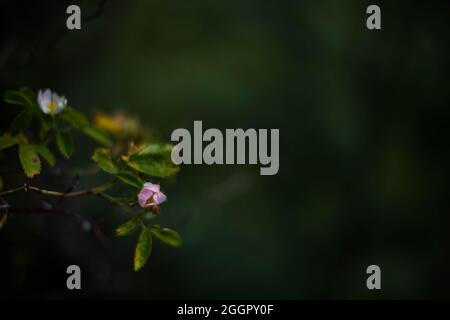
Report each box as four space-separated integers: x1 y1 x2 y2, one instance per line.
138 183 167 209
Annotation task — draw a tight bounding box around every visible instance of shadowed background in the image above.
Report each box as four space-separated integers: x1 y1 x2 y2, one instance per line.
0 0 449 298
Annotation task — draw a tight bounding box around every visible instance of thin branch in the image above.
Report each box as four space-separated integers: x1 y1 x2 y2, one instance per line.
58 175 80 204
0 182 114 198
0 185 26 196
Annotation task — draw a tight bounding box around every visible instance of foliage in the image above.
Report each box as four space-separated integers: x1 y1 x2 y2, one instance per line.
0 87 181 271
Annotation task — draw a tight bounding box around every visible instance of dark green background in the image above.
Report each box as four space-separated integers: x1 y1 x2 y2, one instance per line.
0 0 449 298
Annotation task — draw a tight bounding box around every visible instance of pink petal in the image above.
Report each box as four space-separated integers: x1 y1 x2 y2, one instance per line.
154 191 167 205
138 189 153 208
143 182 160 193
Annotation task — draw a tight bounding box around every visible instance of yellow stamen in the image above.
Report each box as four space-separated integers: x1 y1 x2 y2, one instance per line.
49 102 57 114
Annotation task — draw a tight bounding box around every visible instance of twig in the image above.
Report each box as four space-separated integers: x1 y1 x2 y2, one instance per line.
0 182 114 198
0 185 26 196
58 175 80 204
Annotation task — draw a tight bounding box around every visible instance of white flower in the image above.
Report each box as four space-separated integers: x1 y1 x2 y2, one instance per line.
37 89 67 115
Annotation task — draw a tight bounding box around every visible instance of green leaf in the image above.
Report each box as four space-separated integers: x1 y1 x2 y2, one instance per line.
134 228 152 271
61 108 89 129
10 109 34 136
124 155 180 178
142 211 158 221
149 225 182 247
37 114 53 140
19 144 41 178
34 144 55 166
60 108 112 146
114 171 143 190
82 127 112 147
132 144 173 157
124 144 179 177
116 217 139 237
92 148 118 174
4 90 25 106
56 131 74 158
0 134 18 150
18 87 37 107
4 87 38 110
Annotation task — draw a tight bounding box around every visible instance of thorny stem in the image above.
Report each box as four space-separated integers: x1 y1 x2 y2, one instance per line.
0 182 114 198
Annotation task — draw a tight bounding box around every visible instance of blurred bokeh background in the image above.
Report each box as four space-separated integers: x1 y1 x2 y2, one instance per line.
0 0 449 299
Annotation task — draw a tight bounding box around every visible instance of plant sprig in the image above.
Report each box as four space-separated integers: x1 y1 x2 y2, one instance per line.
0 87 181 271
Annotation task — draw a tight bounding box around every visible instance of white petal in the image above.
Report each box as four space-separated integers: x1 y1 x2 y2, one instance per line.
38 89 52 113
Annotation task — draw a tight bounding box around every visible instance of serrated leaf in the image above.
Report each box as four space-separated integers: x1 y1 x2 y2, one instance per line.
10 109 34 136
123 154 180 178
82 127 112 147
34 144 55 166
0 134 18 150
61 108 89 129
56 131 73 158
116 217 139 237
19 144 41 177
132 144 173 157
149 225 182 247
114 171 143 190
134 228 152 271
92 148 118 174
123 144 180 177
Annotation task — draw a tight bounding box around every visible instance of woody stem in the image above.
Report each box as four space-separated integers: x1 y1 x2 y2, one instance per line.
0 182 114 198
